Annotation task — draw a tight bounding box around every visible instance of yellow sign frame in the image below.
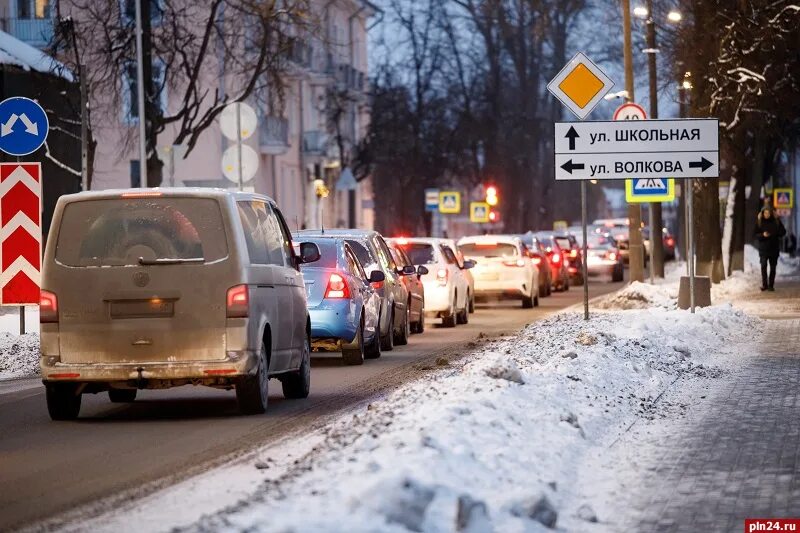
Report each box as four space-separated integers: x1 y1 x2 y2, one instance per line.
625 178 675 203
773 188 794 209
439 191 461 214
470 202 490 223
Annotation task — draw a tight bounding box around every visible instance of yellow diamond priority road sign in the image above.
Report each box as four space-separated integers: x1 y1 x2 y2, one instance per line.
547 52 614 120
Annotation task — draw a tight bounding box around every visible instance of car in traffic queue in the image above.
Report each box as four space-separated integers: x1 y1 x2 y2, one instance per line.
40 189 322 419
442 238 476 313
390 237 473 327
542 231 585 286
583 232 625 281
297 230 410 350
457 235 540 308
642 227 677 261
295 236 385 365
386 240 427 333
519 234 553 298
531 232 570 292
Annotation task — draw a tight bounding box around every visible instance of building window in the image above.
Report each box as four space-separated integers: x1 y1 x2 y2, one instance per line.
121 0 164 25
130 160 141 188
17 0 52 19
122 60 168 124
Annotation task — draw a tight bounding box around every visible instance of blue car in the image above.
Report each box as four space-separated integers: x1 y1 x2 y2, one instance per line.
296 236 385 365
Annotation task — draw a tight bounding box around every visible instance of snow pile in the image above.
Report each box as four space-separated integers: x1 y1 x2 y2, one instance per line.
0 332 39 379
189 306 757 533
594 280 676 310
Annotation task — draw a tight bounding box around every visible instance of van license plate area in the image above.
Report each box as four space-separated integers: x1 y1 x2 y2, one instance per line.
110 299 175 319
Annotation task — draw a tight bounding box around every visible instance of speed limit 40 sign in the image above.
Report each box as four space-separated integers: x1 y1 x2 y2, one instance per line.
613 102 647 121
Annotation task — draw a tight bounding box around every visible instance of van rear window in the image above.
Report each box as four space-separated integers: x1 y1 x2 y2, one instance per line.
55 198 228 267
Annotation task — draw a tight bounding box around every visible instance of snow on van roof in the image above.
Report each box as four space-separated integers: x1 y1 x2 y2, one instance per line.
0 30 73 81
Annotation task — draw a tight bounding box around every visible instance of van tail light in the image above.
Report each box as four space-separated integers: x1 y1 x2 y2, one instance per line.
325 272 351 299
40 290 58 323
436 268 448 287
532 257 542 265
503 259 526 267
551 253 562 264
226 285 249 318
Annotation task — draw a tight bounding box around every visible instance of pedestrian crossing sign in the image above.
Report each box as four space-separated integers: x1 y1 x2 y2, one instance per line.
439 191 461 214
625 178 675 203
774 188 793 209
470 202 490 223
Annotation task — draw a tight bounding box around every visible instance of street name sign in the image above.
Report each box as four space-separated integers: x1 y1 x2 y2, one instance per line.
439 191 461 214
0 97 48 156
773 188 793 209
0 163 41 305
625 177 675 203
425 188 440 212
470 202 490 223
547 52 614 120
554 118 719 181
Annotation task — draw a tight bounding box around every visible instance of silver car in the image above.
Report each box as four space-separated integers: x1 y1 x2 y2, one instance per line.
40 188 320 419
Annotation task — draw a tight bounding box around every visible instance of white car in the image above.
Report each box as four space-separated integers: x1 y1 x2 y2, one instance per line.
390 238 473 327
442 238 476 313
457 235 540 308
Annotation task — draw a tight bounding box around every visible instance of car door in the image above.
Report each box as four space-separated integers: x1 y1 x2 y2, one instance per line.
375 235 407 324
237 200 291 370
271 205 307 368
441 245 467 309
346 244 380 343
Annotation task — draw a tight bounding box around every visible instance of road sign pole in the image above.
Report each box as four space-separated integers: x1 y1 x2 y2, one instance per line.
134 0 147 188
581 181 589 321
687 177 696 313
236 103 243 192
80 64 88 191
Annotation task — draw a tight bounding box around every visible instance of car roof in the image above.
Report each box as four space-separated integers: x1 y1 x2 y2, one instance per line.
458 234 521 245
389 237 446 246
58 187 277 205
296 229 380 240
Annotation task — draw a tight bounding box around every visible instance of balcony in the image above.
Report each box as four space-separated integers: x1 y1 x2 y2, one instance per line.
302 131 329 156
335 64 367 93
1 18 54 48
259 116 289 155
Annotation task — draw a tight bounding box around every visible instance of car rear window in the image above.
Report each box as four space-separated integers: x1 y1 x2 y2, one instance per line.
55 197 228 267
345 239 377 271
298 239 338 269
459 242 518 257
554 237 572 250
404 243 436 265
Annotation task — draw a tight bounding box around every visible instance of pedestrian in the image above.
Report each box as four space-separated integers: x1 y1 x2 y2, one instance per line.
754 206 786 291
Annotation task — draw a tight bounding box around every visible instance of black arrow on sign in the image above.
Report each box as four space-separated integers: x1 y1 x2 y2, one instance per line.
565 126 579 151
560 159 585 174
689 157 713 172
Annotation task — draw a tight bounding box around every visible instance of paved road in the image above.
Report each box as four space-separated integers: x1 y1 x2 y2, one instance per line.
0 280 623 531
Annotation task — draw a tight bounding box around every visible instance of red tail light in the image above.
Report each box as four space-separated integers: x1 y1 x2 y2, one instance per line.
570 249 578 258
665 237 675 247
40 290 58 323
226 285 249 318
325 272 351 299
503 259 526 267
551 253 562 264
532 257 542 265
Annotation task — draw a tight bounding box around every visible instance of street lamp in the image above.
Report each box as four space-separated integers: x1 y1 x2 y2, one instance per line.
633 6 648 18
667 10 682 22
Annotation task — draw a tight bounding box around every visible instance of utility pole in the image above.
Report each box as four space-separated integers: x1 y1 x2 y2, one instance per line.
646 0 665 278
622 0 645 282
80 63 88 191
134 0 147 188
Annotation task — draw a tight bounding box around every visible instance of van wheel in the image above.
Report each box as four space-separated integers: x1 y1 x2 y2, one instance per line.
108 389 137 403
46 383 81 420
342 322 366 366
283 336 312 398
395 308 410 345
237 342 269 415
380 308 395 351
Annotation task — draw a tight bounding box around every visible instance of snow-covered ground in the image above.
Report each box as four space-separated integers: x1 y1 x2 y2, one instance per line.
74 301 758 533
0 307 39 380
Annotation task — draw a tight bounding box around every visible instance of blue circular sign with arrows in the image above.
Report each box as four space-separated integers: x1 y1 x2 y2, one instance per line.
0 97 49 156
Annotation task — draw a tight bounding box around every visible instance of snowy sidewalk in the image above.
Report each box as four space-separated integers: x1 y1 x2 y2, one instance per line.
585 284 800 532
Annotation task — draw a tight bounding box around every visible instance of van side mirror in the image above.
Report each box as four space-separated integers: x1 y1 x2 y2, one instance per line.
298 242 321 264
369 270 386 283
462 260 476 269
416 265 429 276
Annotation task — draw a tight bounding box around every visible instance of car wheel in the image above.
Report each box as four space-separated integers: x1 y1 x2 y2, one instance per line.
365 317 382 359
522 291 534 308
283 336 312 398
342 320 366 365
395 308 410 346
547 283 552 296
612 265 624 282
534 294 540 307
412 301 425 334
468 291 475 313
456 301 468 324
380 307 395 351
236 342 269 415
442 294 457 328
46 383 81 421
108 389 137 403
564 277 570 291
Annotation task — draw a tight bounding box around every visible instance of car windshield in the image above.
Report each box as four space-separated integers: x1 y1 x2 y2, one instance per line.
399 243 434 265
459 242 518 258
298 238 338 269
55 197 228 267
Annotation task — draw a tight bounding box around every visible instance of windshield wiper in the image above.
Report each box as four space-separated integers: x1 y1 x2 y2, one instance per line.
138 257 204 265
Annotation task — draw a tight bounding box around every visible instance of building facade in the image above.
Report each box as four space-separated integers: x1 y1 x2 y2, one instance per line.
1 0 376 231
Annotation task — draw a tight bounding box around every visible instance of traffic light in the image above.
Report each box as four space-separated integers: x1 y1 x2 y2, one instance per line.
486 185 499 206
489 210 499 222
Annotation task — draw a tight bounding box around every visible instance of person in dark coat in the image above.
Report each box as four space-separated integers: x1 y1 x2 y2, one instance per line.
754 206 786 291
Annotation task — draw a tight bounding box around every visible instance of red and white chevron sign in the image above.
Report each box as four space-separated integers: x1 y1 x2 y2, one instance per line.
0 163 41 305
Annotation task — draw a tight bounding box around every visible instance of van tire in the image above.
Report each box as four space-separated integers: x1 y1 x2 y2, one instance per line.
283 336 312 398
342 322 365 366
46 383 81 420
237 342 269 415
108 389 137 403
380 308 395 351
